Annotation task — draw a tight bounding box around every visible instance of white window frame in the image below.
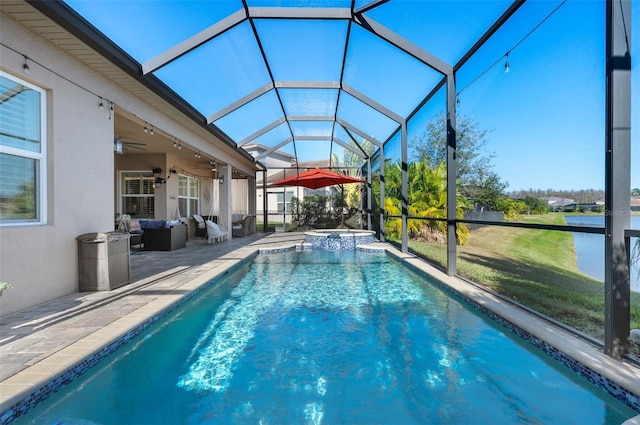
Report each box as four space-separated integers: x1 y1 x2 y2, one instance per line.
119 170 156 218
0 71 47 226
178 174 200 217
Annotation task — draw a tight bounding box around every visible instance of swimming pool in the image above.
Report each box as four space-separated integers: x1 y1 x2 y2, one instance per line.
7 250 639 424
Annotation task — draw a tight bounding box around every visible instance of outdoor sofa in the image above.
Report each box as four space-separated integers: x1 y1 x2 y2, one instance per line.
140 219 187 251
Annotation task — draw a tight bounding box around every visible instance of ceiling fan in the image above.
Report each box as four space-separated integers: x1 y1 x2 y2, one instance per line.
114 135 146 154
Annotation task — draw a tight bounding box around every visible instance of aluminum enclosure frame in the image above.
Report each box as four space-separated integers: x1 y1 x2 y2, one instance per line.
27 0 636 360
604 0 632 358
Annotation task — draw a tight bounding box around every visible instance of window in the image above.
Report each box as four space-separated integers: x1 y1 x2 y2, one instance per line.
0 72 46 225
178 175 199 217
276 191 294 213
121 172 155 218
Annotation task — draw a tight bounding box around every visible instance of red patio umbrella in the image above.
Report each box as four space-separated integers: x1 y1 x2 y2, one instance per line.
269 168 364 189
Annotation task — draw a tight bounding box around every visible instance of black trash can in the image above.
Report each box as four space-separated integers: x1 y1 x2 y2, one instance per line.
77 232 131 291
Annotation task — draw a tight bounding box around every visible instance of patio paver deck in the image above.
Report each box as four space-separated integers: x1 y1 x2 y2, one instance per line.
0 232 305 383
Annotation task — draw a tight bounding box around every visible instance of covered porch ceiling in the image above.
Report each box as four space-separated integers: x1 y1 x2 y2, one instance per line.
29 0 523 171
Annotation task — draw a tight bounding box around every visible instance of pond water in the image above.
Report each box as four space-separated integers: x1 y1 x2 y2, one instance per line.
564 215 640 293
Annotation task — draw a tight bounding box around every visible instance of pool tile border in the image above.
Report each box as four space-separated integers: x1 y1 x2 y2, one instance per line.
303 232 376 250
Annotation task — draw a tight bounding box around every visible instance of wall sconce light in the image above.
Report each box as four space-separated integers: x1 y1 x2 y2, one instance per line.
155 177 165 185
165 168 177 180
114 140 123 155
23 56 30 74
219 174 224 185
98 98 104 110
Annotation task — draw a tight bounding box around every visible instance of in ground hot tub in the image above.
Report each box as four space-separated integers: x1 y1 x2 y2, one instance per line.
303 229 376 250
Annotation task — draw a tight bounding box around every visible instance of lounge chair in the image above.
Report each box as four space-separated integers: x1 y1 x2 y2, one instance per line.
205 220 228 244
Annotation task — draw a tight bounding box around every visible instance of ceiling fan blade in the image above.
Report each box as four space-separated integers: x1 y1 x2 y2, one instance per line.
123 144 146 151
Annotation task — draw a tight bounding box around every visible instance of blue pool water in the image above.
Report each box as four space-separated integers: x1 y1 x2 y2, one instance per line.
11 251 637 424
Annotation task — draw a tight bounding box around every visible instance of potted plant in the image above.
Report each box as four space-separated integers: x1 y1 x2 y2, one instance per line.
0 282 12 297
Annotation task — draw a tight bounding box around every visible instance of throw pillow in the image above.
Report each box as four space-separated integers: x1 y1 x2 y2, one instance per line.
129 219 142 234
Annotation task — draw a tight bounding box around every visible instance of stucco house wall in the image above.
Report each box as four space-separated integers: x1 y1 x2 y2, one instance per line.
0 11 256 315
0 14 115 315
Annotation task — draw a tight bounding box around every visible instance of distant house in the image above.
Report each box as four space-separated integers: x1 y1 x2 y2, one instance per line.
561 203 602 213
542 197 638 212
541 197 575 212
244 144 342 229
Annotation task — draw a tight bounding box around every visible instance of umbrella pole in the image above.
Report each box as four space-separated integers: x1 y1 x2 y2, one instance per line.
340 185 344 228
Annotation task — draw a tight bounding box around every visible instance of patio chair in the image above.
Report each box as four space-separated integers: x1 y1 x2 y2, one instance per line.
247 215 256 234
192 214 206 238
205 220 228 244
118 214 143 249
232 215 253 237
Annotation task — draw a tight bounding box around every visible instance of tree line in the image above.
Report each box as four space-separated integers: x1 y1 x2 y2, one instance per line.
507 188 605 204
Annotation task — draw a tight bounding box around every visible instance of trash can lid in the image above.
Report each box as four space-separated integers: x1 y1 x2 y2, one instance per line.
107 231 131 240
76 232 108 242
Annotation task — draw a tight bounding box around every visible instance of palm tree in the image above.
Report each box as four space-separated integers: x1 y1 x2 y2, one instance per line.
383 160 469 244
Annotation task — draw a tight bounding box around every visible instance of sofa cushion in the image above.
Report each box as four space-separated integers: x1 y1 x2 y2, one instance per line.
140 219 166 229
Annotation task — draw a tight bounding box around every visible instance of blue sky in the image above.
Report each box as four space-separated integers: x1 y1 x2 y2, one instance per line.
453 0 639 192
455 0 606 191
65 0 638 192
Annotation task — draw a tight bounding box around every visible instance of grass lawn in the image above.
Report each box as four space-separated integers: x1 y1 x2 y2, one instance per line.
408 213 640 342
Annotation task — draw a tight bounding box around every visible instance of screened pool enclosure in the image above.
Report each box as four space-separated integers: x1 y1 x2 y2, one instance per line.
31 0 636 359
